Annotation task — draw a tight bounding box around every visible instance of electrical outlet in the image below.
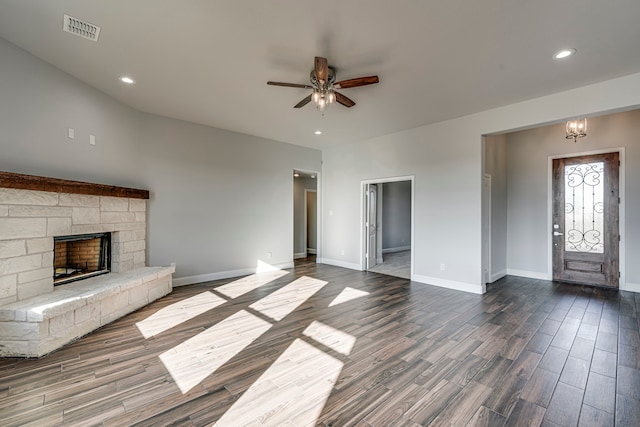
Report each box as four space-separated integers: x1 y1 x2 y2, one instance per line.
90 134 96 145
267 252 272 259
341 249 345 256
67 128 75 139
440 263 446 271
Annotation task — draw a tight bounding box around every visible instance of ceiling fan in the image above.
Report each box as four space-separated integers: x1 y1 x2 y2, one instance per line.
267 56 379 111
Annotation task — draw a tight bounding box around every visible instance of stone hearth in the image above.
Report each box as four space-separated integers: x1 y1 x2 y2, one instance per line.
0 172 174 357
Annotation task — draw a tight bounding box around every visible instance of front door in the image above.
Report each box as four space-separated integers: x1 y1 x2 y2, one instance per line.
366 184 377 269
552 152 619 287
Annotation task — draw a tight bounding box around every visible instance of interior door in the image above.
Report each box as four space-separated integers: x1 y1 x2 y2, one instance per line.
366 184 377 269
552 152 619 287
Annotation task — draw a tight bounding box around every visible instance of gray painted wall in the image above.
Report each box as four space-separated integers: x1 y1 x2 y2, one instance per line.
484 135 508 279
293 177 317 255
505 109 640 286
0 37 322 283
382 181 411 251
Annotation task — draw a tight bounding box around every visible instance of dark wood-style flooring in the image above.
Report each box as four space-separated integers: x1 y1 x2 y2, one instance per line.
0 257 638 426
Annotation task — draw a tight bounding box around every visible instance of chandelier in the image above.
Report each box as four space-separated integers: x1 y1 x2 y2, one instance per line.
310 68 337 112
565 118 587 142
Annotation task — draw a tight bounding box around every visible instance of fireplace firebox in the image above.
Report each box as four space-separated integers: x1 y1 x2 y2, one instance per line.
53 233 111 285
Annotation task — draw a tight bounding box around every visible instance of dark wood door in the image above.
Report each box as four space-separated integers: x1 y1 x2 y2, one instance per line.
552 152 619 287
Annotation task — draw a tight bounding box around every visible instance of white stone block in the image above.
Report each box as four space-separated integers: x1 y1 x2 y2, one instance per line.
0 253 42 275
128 283 149 306
47 217 72 236
118 229 146 242
49 311 75 337
42 251 54 268
0 189 59 206
111 252 134 263
0 240 26 258
75 302 99 324
27 237 54 254
0 218 47 239
133 251 145 266
0 274 17 303
128 199 146 212
123 240 145 253
0 205 8 216
113 222 145 231
18 277 52 300
0 339 30 358
0 321 40 339
72 207 100 225
100 211 136 224
19 267 53 284
135 212 146 222
71 224 114 235
9 206 72 218
59 193 99 207
100 196 129 212
100 292 129 322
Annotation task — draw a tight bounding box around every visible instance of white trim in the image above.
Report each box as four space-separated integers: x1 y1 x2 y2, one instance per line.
382 246 411 254
411 273 485 294
547 148 626 287
491 269 507 282
295 168 321 261
507 269 550 280
317 258 362 271
306 248 317 254
482 173 492 285
172 261 294 287
303 188 317 255
294 252 307 259
621 282 640 293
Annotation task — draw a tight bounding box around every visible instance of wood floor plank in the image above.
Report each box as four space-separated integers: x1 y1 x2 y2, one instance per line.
0 260 634 426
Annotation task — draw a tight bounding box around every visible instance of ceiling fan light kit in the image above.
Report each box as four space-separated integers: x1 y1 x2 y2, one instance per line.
267 56 379 113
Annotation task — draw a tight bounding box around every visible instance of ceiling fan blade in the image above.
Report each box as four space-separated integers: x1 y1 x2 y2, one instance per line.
267 81 313 89
334 75 379 89
294 94 312 108
314 56 329 83
335 91 355 108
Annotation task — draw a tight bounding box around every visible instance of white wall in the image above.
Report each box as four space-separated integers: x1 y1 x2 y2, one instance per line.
382 181 411 251
505 109 640 291
484 134 508 280
0 37 322 285
321 73 640 294
293 177 317 256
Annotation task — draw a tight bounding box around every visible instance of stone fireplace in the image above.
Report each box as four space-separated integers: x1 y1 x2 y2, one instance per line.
0 172 175 357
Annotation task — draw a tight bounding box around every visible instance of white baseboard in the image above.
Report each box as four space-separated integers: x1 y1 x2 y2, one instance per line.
382 246 411 254
491 269 507 282
376 257 384 264
306 248 317 254
621 282 640 293
506 269 550 281
294 252 307 259
411 273 485 294
172 261 294 287
316 258 362 271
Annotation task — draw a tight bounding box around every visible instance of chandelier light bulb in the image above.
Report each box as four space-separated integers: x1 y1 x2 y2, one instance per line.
312 91 320 104
318 98 326 111
328 91 336 104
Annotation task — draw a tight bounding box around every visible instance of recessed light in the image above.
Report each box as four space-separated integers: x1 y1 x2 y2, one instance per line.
553 49 576 59
119 76 135 84
314 130 322 135
293 173 300 178
311 175 316 179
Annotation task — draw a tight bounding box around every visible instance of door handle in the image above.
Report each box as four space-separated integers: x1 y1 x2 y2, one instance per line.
553 231 564 236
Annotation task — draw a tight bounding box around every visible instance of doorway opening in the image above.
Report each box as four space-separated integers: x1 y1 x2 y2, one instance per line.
293 170 319 262
362 177 414 279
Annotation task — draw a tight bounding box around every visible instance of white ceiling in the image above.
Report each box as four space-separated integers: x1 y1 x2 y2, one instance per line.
1 1 639 150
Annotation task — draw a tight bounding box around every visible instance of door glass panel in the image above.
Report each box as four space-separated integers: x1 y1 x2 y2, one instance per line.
564 162 604 253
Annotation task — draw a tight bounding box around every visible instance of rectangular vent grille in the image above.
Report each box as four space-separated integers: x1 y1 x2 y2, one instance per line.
63 14 101 42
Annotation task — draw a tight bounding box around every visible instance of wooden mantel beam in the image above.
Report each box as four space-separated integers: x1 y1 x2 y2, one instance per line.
0 171 149 199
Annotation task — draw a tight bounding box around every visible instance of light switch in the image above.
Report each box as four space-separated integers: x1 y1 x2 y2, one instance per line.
68 128 74 139
89 134 96 146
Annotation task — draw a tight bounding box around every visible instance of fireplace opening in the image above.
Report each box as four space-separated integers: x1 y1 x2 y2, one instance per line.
53 233 111 285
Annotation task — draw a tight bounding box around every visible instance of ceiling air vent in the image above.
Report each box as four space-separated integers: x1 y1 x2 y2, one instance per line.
63 14 101 42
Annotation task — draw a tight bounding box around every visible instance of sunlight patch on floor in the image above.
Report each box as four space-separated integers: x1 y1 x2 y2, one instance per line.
249 276 328 321
328 286 370 307
303 320 356 356
212 338 345 427
215 269 288 299
136 291 226 338
159 309 272 393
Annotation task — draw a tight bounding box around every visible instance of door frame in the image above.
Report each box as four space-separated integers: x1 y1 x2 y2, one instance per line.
547 148 625 287
303 189 317 255
294 169 321 261
360 175 415 276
